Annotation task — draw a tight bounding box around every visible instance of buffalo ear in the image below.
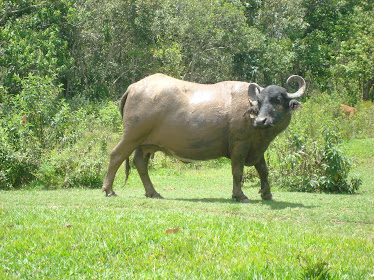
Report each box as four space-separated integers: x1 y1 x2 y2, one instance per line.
289 100 302 112
249 100 258 107
244 100 259 119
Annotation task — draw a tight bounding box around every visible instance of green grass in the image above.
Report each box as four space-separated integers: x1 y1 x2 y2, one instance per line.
1 138 374 279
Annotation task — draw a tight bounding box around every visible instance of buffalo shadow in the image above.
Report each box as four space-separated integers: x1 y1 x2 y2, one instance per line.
169 197 316 210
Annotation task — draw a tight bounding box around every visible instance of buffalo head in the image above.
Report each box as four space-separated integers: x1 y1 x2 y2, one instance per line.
248 75 306 128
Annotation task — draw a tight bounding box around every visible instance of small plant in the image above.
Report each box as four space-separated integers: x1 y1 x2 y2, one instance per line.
320 128 361 193
297 253 333 280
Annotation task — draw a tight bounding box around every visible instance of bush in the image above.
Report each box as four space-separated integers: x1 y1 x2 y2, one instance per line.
259 92 368 194
0 131 38 189
36 136 108 189
268 125 361 194
0 75 60 189
97 100 122 133
0 74 106 189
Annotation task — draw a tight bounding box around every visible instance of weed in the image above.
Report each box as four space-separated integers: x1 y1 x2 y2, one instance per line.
297 253 333 280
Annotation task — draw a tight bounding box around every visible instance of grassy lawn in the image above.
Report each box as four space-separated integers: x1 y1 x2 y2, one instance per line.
1 138 373 279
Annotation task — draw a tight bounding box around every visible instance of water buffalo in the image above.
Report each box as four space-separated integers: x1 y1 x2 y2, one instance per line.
102 73 306 202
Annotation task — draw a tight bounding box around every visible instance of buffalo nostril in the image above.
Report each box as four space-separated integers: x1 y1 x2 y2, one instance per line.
255 117 272 128
255 117 266 125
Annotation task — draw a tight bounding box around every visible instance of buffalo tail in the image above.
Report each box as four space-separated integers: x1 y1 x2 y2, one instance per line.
122 158 131 187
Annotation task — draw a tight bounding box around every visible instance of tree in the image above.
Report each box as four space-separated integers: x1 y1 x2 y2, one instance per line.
63 0 259 100
0 0 74 95
240 0 306 85
294 0 357 89
151 0 258 83
0 1 48 26
334 2 374 101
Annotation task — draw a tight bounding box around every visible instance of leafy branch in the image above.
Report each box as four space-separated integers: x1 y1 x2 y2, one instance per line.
0 1 47 26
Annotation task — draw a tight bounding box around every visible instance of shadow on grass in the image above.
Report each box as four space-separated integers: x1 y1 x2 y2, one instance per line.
170 197 316 209
254 199 317 210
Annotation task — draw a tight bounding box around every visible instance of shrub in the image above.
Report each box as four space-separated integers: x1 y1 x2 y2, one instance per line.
268 125 361 194
97 100 122 133
0 74 99 189
0 75 60 189
36 136 108 189
253 92 365 194
0 131 38 189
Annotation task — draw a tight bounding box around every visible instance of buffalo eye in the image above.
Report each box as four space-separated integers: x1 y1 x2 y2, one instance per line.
271 96 282 104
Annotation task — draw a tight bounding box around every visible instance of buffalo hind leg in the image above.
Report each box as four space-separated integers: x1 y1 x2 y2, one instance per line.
102 137 137 197
133 148 163 199
255 156 273 200
231 144 250 203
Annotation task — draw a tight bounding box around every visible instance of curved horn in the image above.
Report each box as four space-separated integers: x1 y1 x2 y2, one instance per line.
248 83 261 100
285 75 306 99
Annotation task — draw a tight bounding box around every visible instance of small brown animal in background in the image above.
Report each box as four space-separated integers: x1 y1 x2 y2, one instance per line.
340 104 356 117
22 114 28 123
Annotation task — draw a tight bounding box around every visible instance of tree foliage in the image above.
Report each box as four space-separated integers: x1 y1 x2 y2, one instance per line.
333 1 374 102
1 0 373 100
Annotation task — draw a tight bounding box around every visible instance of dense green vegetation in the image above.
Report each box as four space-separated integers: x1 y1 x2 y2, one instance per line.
0 138 373 279
1 2 374 277
1 0 374 191
2 0 374 100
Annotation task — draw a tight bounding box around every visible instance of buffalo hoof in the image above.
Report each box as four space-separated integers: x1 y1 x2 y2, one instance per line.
106 191 117 197
239 198 251 203
103 188 117 197
261 193 274 201
232 196 251 203
145 193 164 199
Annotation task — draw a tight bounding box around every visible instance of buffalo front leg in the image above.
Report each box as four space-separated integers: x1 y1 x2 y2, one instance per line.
133 148 163 199
102 138 137 197
255 156 273 200
231 145 250 203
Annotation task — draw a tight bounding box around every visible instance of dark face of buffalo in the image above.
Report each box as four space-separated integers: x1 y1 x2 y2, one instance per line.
254 86 302 128
248 75 306 129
